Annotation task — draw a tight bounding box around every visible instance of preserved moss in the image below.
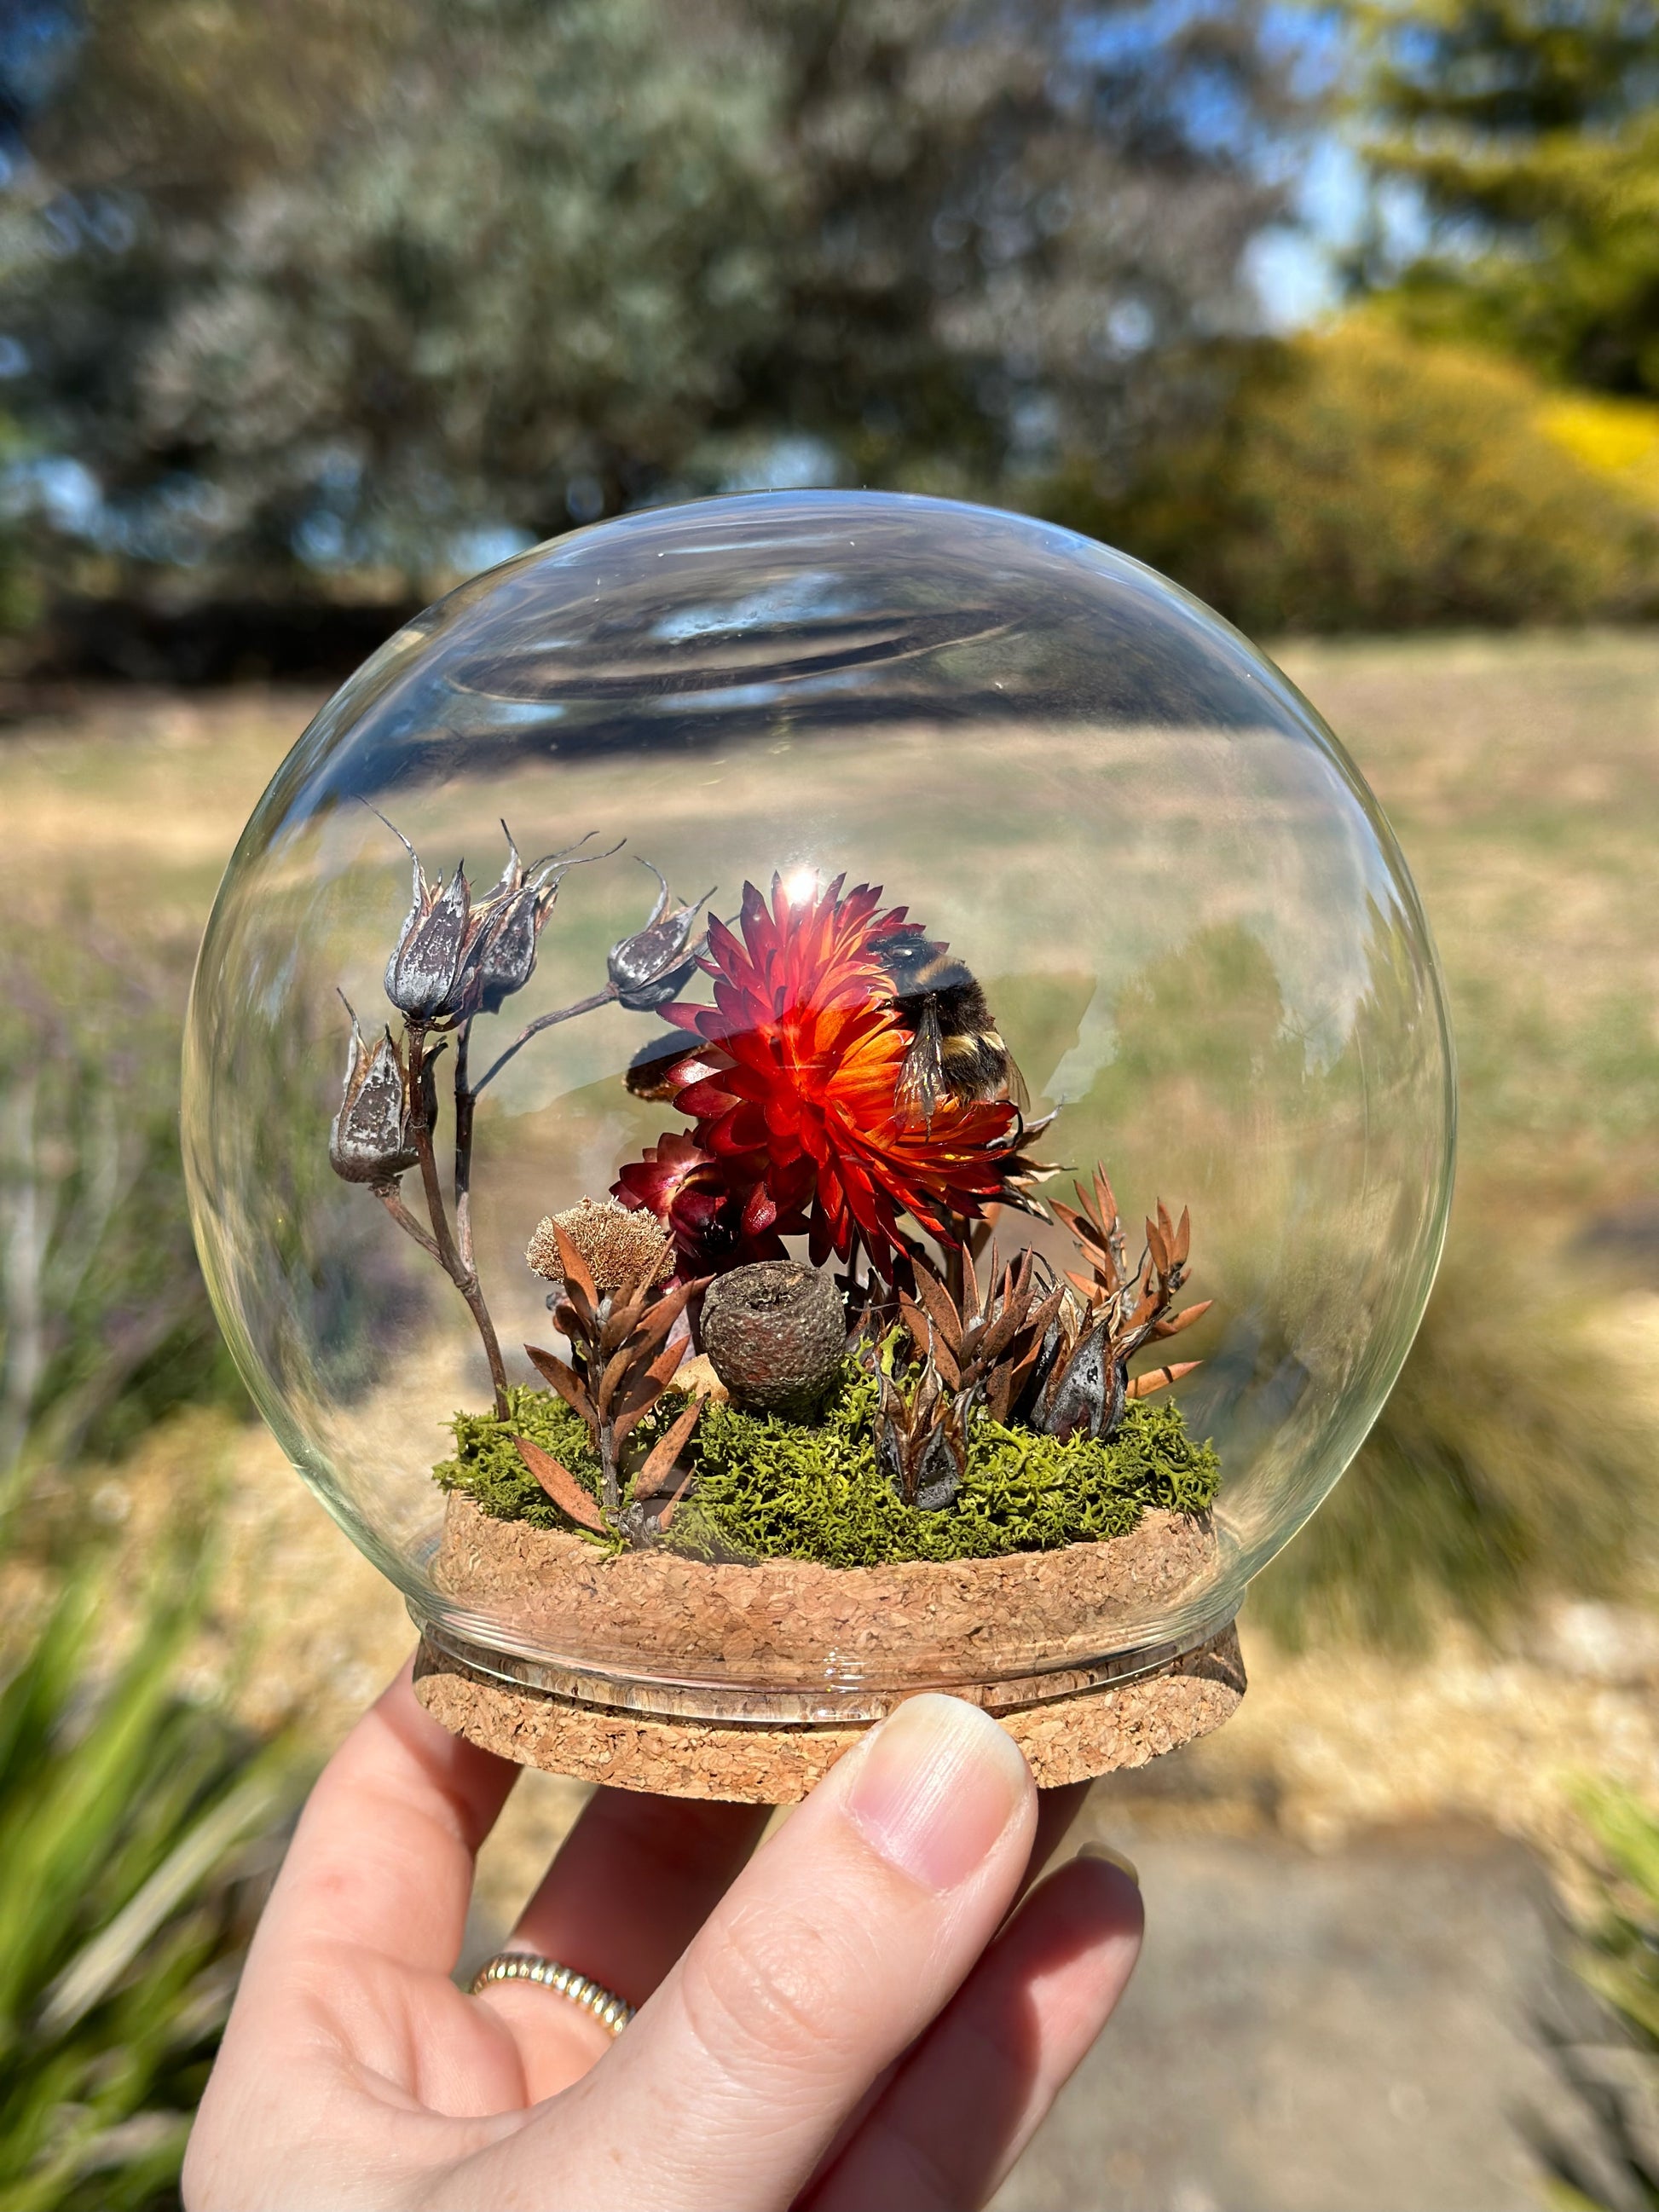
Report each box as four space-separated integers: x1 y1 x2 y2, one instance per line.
434 1364 1220 1567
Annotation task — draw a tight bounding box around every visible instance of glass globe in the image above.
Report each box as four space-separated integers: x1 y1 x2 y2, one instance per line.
183 491 1454 1720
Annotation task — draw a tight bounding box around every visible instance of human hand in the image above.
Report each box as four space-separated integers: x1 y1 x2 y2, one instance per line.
184 1663 1142 2210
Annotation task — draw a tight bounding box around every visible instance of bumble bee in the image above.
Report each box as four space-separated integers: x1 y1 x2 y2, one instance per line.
623 1034 725 1101
624 1034 690 1101
877 933 1028 1128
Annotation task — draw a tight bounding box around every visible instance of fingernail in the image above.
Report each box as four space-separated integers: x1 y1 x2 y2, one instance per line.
1079 1840 1141 1886
844 1694 1029 1892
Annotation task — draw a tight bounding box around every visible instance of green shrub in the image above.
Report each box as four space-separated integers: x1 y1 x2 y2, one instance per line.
1251 1230 1659 1651
1540 1782 1659 2211
1043 320 1659 632
436 1366 1221 1567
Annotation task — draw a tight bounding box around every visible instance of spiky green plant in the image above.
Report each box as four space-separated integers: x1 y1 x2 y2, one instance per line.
1538 1783 1659 2211
0 1536 299 2212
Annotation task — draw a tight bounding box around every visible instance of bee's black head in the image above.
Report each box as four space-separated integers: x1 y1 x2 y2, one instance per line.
876 931 973 996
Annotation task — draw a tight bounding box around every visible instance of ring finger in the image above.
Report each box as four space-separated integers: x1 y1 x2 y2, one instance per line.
477 1788 769 2095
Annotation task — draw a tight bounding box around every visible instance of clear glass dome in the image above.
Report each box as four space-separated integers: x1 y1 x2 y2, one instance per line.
183 491 1454 1719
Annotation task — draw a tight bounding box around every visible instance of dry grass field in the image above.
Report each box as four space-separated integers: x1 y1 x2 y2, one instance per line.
5 632 1659 1930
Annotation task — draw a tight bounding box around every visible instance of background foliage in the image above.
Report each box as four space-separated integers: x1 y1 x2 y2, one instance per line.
0 0 1656 632
1047 316 1659 631
1351 0 1659 400
0 0 1304 597
0 936 240 1512
0 1535 297 2212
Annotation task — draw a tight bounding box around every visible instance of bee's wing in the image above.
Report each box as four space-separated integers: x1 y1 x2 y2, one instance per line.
625 1036 691 1100
1004 1049 1031 1117
895 996 945 1127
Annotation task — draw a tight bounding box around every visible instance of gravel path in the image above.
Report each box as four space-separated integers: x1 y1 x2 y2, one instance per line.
997 1822 1607 2212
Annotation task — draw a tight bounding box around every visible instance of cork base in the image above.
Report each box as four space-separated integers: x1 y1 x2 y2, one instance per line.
412 1623 1245 1802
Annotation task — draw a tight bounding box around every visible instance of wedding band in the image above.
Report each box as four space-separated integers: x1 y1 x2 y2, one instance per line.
468 1951 634 2035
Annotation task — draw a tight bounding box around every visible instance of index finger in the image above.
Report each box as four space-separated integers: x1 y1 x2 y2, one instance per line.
253 1657 518 1976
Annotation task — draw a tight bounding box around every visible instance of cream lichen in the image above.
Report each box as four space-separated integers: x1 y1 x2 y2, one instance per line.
525 1197 676 1291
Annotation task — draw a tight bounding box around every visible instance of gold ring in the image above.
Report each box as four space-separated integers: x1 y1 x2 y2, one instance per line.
468 1951 634 2035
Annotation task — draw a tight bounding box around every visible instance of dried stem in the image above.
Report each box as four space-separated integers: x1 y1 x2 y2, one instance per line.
453 1019 477 1273
405 1025 509 1417
941 1216 967 1310
371 1182 442 1263
471 985 618 1096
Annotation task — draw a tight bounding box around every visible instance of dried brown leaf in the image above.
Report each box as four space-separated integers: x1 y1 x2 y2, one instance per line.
650 1462 697 1531
512 1436 607 1532
897 1293 929 1358
1050 1199 1093 1249
634 1396 703 1495
961 1243 983 1321
613 1338 688 1440
547 1222 598 1314
1153 1298 1212 1340
912 1268 962 1354
597 1341 634 1416
523 1343 593 1425
604 1285 650 1349
1124 1359 1201 1401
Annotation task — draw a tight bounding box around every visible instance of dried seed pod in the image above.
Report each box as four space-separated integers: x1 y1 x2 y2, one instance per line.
1026 1165 1208 1441
873 1360 970 1512
607 859 714 1012
327 1007 432 1185
700 1261 846 1415
378 816 610 1027
384 859 473 1024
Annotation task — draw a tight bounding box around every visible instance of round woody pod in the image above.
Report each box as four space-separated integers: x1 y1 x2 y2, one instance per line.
701 1262 846 1414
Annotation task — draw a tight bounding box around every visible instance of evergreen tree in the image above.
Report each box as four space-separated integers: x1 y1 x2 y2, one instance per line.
0 0 1310 594
1353 0 1659 395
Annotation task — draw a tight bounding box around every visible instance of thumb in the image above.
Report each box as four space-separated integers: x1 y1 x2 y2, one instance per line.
469 1695 1036 2211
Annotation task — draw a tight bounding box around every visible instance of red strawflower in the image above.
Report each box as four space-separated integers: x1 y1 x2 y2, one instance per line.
612 1129 795 1275
612 875 1038 1279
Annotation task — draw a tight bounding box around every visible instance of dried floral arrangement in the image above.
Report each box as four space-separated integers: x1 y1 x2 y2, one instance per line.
332 828 1218 1568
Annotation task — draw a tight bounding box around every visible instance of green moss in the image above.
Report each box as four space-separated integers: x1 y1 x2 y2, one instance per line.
434 1382 604 1532
435 1366 1220 1566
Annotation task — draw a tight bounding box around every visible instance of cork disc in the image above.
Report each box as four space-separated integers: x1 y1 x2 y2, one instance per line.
431 1494 1221 1694
413 1622 1244 1803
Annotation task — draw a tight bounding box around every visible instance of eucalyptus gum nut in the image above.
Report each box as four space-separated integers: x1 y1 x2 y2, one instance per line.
701 1261 847 1413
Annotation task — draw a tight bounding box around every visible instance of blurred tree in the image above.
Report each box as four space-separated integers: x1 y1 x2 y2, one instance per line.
730 0 1300 505
1351 0 1659 397
0 0 1311 594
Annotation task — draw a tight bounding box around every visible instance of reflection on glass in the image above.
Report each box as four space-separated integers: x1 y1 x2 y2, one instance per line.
183 491 1454 1710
